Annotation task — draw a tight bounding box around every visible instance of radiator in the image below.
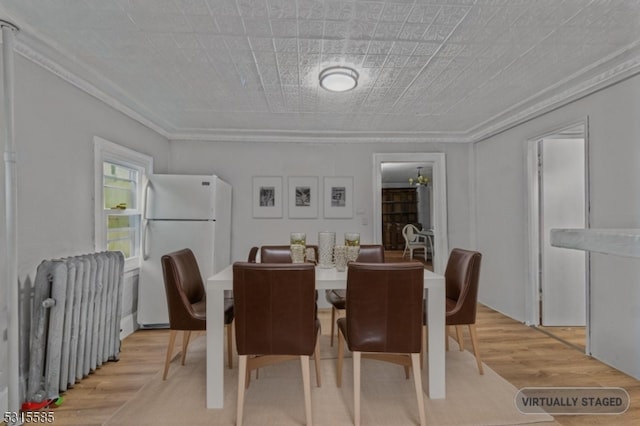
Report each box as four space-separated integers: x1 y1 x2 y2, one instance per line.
26 251 124 404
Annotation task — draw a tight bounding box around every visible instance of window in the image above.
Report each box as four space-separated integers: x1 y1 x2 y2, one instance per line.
94 137 153 271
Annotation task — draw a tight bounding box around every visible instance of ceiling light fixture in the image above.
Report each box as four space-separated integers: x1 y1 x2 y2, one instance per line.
319 66 359 92
409 167 429 186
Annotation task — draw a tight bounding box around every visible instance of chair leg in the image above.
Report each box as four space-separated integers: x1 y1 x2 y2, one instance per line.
301 355 313 426
226 322 233 369
314 333 322 387
353 351 361 426
337 328 345 387
411 353 426 426
468 324 484 375
420 324 428 370
237 355 247 426
162 330 178 380
181 330 191 365
330 306 337 347
455 325 464 351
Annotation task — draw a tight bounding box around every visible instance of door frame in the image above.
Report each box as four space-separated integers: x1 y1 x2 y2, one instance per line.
525 118 591 350
373 153 449 274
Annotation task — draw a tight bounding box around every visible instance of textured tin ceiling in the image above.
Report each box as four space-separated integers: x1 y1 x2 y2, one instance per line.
1 0 639 142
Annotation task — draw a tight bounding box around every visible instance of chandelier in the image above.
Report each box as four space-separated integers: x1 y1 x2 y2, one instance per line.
409 167 429 186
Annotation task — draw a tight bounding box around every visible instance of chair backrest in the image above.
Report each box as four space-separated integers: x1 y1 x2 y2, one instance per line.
233 262 317 356
247 246 259 262
355 244 385 262
260 245 291 263
260 245 318 264
161 248 206 329
345 262 424 354
445 248 482 325
402 224 420 243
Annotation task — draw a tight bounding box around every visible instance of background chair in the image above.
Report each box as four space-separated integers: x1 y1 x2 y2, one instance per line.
247 246 259 262
424 248 483 374
325 244 385 346
260 244 318 263
161 248 234 380
233 262 321 426
402 224 429 260
336 262 426 426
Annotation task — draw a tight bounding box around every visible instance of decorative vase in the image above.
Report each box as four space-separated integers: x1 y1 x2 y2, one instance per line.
290 232 306 246
334 245 347 271
318 231 335 268
346 246 360 263
290 244 305 263
344 232 360 247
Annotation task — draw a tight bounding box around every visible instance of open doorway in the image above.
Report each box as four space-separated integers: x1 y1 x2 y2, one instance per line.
380 163 434 270
373 153 449 274
527 120 589 353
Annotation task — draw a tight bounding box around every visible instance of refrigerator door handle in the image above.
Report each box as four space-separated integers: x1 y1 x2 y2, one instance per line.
142 219 150 260
141 178 151 260
142 178 151 220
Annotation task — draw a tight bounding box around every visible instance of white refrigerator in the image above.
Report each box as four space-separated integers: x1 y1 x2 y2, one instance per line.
137 174 232 327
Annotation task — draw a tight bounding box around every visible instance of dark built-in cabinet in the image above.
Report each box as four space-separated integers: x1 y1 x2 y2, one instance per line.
382 188 417 250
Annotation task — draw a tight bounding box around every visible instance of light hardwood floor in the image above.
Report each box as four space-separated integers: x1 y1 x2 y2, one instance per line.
18 303 637 426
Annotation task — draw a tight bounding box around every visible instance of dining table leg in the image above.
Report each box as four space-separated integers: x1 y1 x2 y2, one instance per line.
426 283 446 399
206 287 225 408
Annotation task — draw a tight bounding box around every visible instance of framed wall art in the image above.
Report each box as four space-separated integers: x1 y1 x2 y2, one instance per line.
323 176 353 218
252 176 283 218
288 176 318 219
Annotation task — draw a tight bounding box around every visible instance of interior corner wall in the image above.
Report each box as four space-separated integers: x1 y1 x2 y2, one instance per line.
474 73 640 378
0 52 170 410
167 140 474 269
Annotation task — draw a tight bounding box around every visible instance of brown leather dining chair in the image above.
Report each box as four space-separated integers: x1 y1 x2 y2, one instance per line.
247 246 259 263
325 244 385 346
160 248 234 380
233 262 321 426
336 262 426 426
424 248 483 375
259 244 318 263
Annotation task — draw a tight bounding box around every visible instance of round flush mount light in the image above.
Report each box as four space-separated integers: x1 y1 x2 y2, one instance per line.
319 66 359 92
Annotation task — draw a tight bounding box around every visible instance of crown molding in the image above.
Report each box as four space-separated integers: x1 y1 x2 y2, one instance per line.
13 30 172 139
169 129 471 144
469 43 640 142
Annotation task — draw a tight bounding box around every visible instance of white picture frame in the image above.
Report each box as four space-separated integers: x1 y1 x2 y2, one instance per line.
323 176 353 218
288 176 318 219
252 176 283 218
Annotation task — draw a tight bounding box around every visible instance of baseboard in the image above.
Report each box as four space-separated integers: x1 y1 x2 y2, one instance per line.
120 314 136 340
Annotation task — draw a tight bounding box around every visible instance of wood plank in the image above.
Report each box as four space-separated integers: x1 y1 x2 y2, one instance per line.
38 305 638 426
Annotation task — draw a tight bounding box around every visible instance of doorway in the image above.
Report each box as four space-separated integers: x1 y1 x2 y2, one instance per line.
373 153 448 274
526 121 589 352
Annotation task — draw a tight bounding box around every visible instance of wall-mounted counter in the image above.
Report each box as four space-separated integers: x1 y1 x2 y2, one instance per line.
550 228 640 258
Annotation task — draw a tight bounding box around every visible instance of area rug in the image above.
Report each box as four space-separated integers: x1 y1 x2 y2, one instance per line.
105 335 555 425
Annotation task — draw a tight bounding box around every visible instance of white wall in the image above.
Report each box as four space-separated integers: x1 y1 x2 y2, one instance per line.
168 140 474 268
474 73 640 378
0 54 169 410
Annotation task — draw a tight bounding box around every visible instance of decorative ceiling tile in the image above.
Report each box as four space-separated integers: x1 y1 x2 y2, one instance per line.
1 0 639 141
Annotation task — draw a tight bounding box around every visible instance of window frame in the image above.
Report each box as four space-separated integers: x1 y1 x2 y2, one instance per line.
94 136 153 271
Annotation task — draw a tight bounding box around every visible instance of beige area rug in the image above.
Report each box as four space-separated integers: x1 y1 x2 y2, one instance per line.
105 335 554 426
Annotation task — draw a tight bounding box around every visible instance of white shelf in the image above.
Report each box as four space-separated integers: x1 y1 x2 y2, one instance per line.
550 228 640 258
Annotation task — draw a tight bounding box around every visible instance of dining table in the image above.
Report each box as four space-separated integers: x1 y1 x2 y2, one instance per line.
205 263 446 409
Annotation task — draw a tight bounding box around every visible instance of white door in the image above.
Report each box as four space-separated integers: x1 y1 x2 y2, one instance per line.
540 138 586 326
138 220 215 326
